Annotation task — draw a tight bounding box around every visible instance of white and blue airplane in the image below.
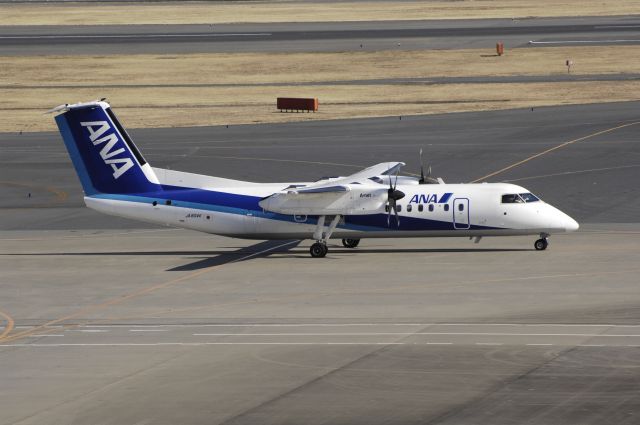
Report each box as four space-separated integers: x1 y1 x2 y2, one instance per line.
49 100 579 257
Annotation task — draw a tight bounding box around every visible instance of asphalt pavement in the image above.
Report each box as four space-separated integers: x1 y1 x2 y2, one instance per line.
2 16 639 54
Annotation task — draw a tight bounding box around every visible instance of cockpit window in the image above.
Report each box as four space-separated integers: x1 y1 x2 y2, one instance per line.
502 193 540 203
501 194 521 203
519 193 540 202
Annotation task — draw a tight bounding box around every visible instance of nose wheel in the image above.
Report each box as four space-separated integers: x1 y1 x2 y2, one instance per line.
310 242 328 258
534 238 549 251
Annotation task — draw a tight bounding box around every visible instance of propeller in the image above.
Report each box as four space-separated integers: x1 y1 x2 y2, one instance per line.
387 165 405 227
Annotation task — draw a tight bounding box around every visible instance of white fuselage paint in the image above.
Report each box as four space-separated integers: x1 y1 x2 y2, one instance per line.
84 179 578 240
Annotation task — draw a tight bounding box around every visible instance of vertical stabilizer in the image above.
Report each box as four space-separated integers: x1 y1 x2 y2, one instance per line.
52 101 160 195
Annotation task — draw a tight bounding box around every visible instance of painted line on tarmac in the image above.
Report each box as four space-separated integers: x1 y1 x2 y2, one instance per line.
192 332 640 337
0 33 272 40
471 121 640 182
129 329 169 332
0 310 15 341
1 342 636 348
504 164 640 183
79 323 640 328
0 240 299 344
25 334 64 337
529 39 640 45
595 25 640 29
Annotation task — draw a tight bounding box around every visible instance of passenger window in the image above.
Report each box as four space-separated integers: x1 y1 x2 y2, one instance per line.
406 204 412 212
418 204 424 212
429 204 434 212
397 205 402 212
444 204 449 212
458 203 464 211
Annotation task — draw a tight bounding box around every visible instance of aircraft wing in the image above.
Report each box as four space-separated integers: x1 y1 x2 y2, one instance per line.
258 162 404 215
298 162 405 191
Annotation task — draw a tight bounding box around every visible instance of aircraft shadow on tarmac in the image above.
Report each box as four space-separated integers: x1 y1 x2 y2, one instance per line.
7 240 531 271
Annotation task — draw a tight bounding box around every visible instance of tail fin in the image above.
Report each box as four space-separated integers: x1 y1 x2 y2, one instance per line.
52 101 160 195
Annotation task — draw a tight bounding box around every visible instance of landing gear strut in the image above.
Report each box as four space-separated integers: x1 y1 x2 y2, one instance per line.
309 215 341 258
342 238 360 248
534 237 549 251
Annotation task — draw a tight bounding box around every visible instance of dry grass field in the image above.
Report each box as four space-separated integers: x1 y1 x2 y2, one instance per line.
4 81 639 132
1 1 638 25
2 46 640 132
4 46 640 86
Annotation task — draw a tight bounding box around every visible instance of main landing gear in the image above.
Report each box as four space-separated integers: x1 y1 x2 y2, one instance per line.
534 233 549 251
310 238 361 257
310 242 328 258
308 214 349 258
342 238 360 248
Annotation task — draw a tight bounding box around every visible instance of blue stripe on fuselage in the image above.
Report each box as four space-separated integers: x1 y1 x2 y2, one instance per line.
92 185 500 232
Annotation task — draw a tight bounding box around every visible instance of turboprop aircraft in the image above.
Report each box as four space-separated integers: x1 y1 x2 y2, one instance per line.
49 100 579 258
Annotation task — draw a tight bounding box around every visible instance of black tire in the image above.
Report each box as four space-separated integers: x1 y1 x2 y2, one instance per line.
341 238 361 248
534 238 548 251
310 242 328 258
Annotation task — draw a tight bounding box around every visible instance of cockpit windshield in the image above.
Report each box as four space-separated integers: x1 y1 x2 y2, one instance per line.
501 193 540 203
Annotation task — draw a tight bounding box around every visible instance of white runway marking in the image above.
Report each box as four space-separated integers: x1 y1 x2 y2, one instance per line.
79 323 640 328
129 329 168 332
26 334 64 337
529 39 640 45
70 329 108 333
1 342 635 348
595 25 640 29
0 33 272 40
192 332 640 337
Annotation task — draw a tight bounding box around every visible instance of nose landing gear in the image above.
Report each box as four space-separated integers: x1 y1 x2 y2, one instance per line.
534 234 549 251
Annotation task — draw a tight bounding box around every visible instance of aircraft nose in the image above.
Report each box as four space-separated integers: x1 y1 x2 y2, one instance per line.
564 216 579 232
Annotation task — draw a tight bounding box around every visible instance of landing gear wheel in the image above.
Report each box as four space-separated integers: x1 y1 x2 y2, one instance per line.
534 238 548 251
310 242 328 258
342 238 360 248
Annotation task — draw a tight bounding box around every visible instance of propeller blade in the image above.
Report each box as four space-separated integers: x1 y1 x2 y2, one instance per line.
393 166 400 191
393 203 400 227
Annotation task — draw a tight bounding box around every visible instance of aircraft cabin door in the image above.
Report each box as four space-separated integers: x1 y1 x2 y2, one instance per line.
453 198 470 229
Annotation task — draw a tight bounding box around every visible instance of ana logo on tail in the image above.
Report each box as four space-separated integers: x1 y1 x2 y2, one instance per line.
81 121 134 179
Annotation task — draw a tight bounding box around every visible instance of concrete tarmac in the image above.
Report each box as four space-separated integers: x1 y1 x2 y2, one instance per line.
1 227 640 425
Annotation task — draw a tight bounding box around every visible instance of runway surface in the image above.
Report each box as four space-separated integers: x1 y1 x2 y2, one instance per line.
2 101 639 231
1 227 640 425
2 16 640 54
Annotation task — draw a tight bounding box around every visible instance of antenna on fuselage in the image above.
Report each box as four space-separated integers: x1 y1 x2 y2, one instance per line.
418 147 441 184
